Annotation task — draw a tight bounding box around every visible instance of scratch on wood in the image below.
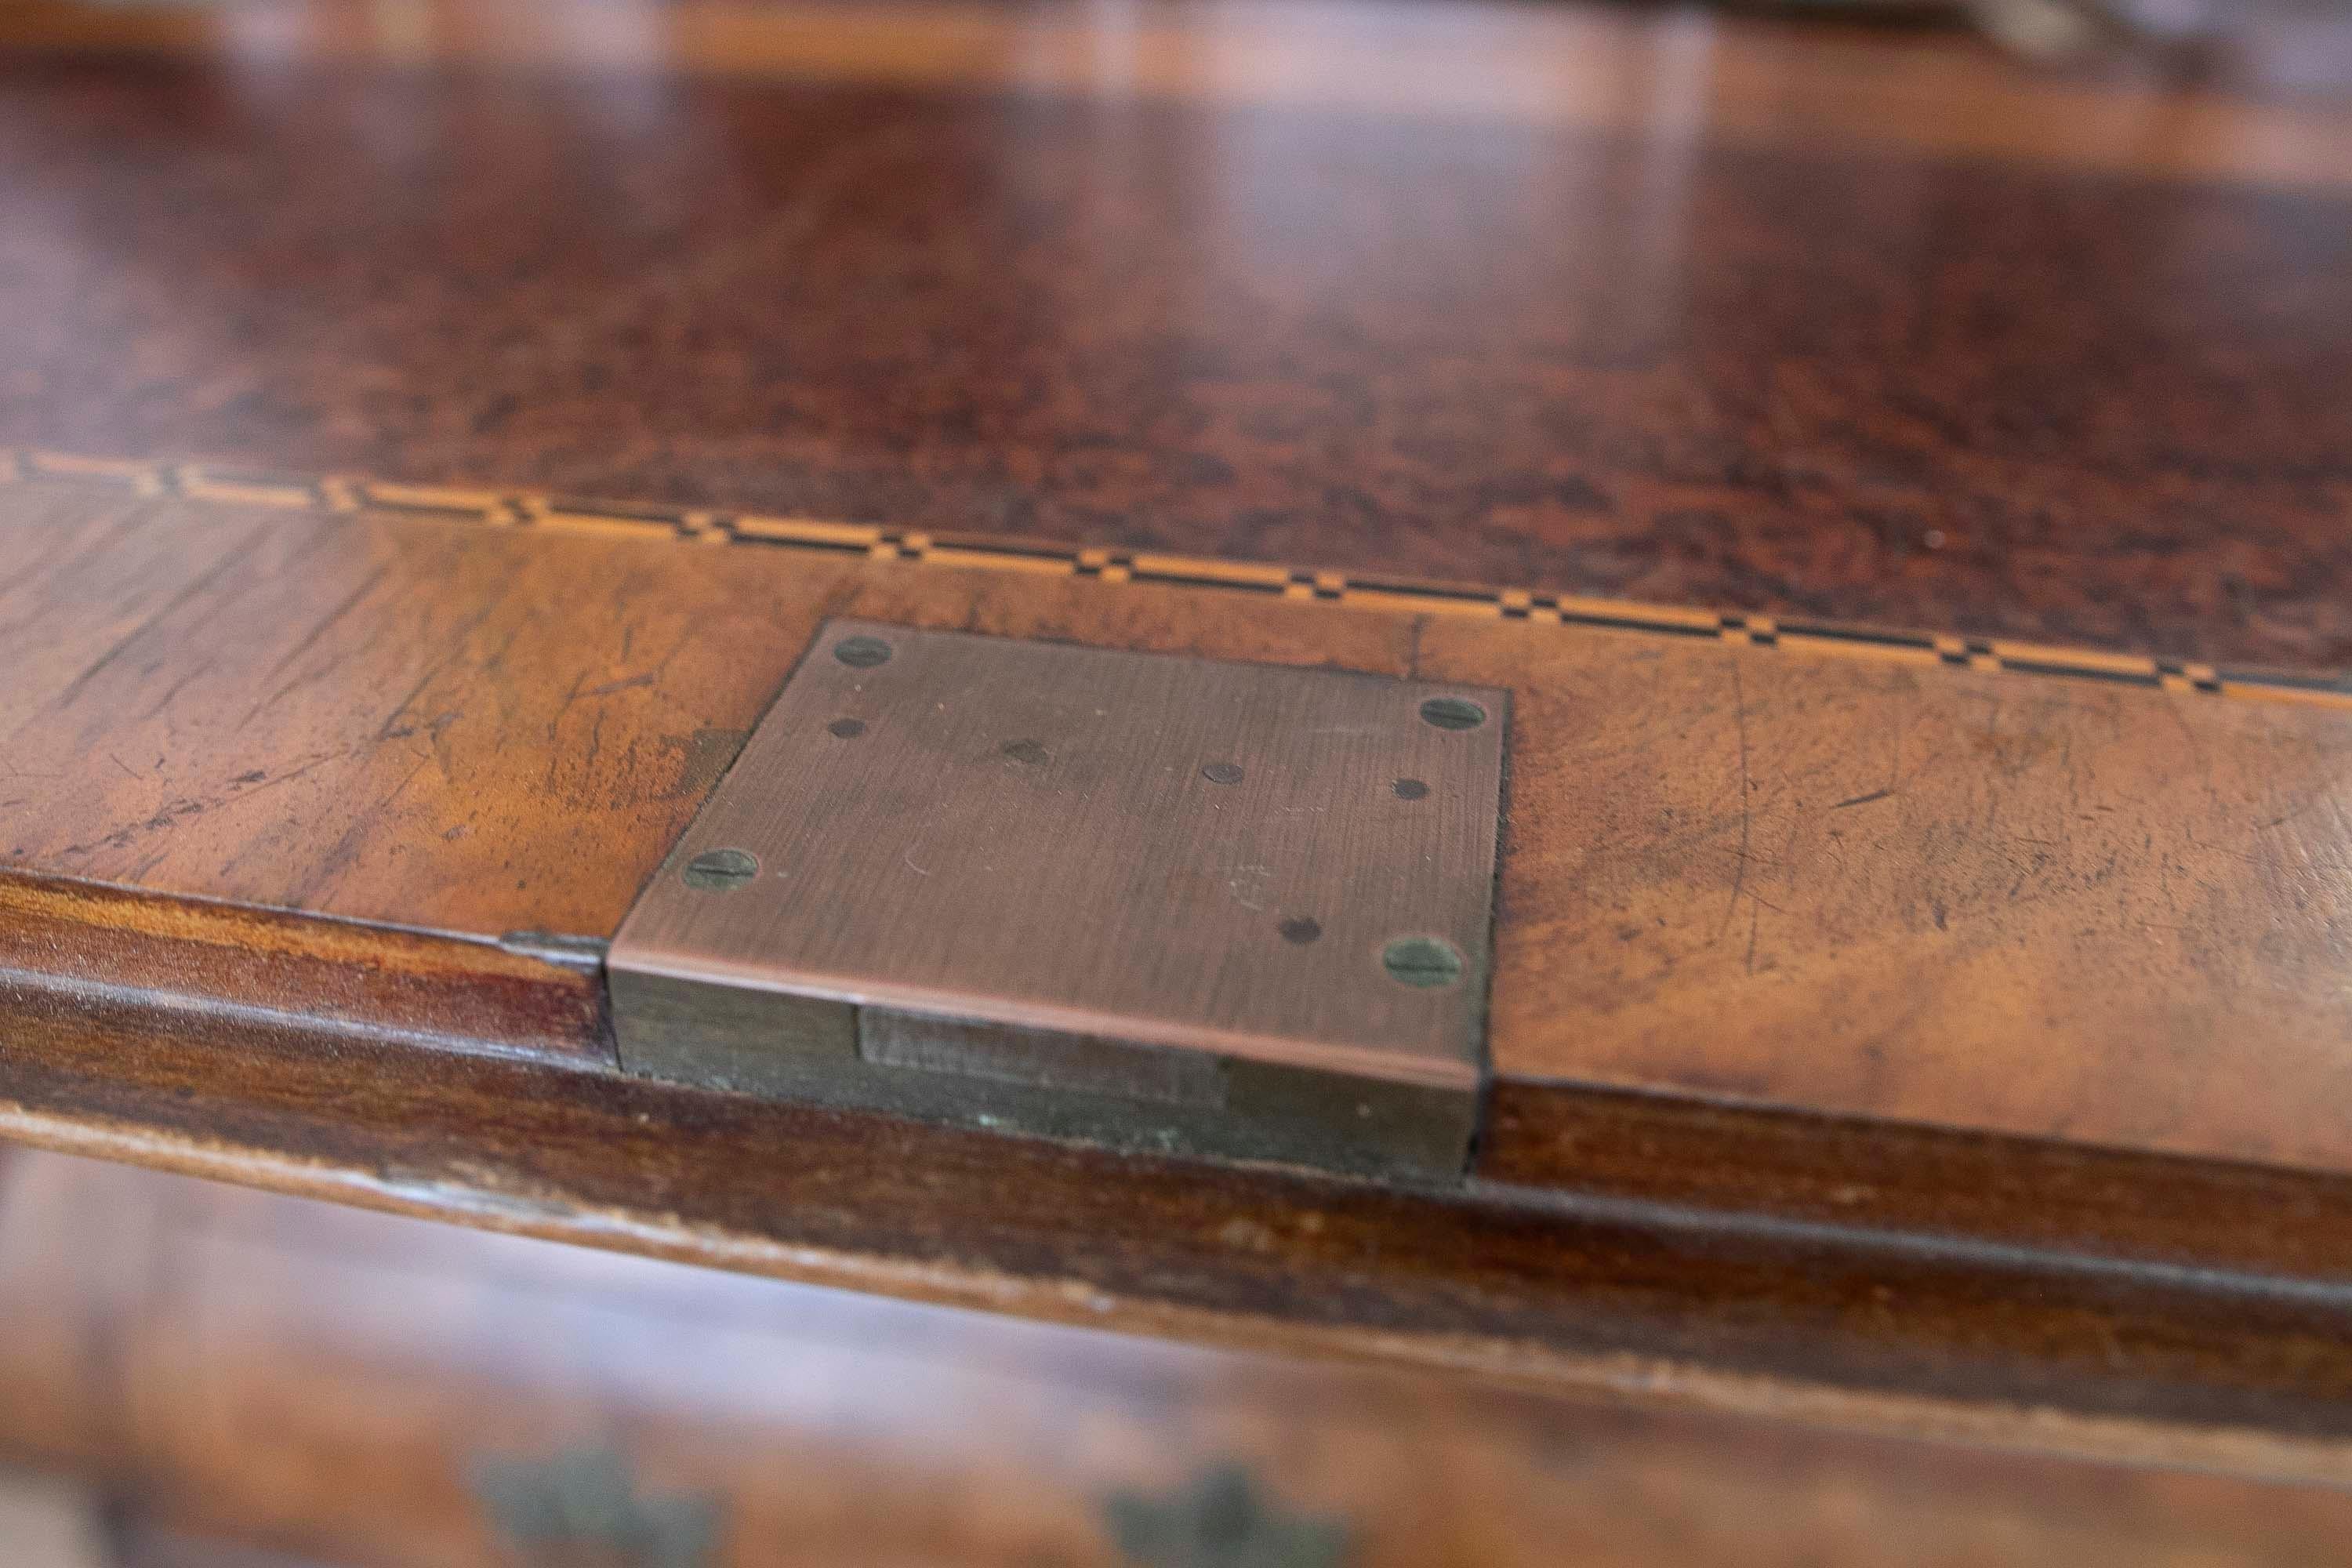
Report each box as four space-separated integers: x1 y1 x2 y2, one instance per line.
1719 660 1751 944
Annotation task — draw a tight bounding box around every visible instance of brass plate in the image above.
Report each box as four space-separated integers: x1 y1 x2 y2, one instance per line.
608 619 1505 1178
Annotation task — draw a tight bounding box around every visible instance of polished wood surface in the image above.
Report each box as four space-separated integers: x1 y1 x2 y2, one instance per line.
12 1146 2352 1568
5 0 2352 1503
10 469 2352 1479
7 467 2350 1175
2 0 2350 671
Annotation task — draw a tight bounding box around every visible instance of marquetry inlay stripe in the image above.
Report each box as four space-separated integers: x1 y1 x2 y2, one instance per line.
7 449 2347 710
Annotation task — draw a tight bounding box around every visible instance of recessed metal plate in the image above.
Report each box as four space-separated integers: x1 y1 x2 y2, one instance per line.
608 619 1506 1179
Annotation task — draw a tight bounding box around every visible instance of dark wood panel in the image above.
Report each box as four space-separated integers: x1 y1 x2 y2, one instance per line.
1 0 2349 669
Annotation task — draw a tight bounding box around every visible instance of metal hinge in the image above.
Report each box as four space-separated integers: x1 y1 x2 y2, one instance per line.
608 621 1505 1181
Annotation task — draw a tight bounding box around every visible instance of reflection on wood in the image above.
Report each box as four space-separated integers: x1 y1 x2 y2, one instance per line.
2 0 2349 666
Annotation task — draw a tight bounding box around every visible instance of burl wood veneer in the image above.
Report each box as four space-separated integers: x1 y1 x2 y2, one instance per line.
2 0 2350 670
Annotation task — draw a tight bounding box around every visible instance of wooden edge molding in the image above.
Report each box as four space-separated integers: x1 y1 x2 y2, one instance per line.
13 849 2352 1486
14 862 2352 1305
0 869 610 1067
1482 1083 2352 1314
9 980 2352 1486
7 448 2346 709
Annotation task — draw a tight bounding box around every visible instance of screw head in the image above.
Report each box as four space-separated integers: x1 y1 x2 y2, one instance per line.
1418 696 1486 731
682 848 759 891
1201 762 1244 785
1392 778 1429 800
834 635 892 668
828 717 867 739
1381 935 1464 988
1279 916 1323 945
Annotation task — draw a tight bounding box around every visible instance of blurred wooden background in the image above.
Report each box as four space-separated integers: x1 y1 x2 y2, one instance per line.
5 1143 2352 1566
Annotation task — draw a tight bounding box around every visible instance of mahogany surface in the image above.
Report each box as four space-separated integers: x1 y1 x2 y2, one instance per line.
1 0 2350 670
5 0 2352 1497
7 470 2351 1181
7 470 2352 1481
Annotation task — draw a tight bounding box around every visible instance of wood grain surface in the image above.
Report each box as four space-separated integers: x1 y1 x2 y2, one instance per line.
15 1149 2352 1568
8 467 2352 1477
6 466 2350 1178
2 0 2350 670
7 0 2352 1486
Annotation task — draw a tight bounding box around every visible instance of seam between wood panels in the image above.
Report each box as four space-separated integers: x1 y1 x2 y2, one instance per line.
7 448 2347 711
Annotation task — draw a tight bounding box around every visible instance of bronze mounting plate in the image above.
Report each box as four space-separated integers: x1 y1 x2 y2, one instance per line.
608 619 1505 1179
